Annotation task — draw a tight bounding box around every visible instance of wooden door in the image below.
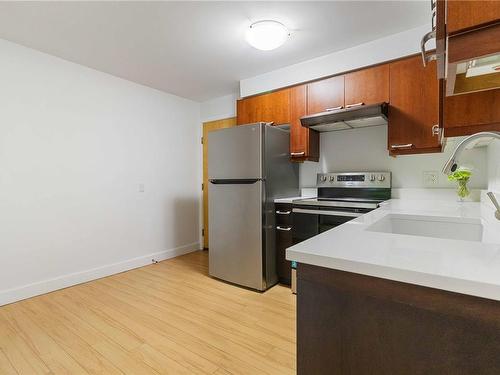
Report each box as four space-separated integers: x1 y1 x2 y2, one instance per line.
236 89 291 125
447 0 500 35
345 64 390 107
306 75 345 115
388 56 442 155
202 117 237 249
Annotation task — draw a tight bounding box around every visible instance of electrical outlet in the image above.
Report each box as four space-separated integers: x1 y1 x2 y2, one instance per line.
423 171 439 187
138 183 145 193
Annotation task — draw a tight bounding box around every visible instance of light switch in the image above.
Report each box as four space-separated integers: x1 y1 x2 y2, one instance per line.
139 183 145 193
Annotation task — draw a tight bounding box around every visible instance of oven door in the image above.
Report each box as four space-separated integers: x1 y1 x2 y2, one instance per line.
292 206 363 244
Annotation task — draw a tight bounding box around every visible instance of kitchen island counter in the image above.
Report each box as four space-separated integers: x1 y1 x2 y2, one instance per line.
289 198 500 375
287 198 500 300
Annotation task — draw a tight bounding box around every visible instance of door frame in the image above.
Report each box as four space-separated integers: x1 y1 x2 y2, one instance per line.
202 117 237 249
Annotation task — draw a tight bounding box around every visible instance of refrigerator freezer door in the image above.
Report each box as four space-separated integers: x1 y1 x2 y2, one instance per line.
208 179 264 290
208 123 263 180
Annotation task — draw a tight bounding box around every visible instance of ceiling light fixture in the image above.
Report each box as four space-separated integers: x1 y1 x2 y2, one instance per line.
246 20 290 51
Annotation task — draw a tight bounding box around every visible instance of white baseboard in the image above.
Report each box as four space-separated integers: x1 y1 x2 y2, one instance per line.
0 242 200 307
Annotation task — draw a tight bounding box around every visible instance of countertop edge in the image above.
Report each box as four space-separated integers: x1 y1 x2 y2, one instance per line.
287 249 500 301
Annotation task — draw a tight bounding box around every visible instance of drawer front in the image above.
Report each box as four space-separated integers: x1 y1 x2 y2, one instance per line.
275 203 292 225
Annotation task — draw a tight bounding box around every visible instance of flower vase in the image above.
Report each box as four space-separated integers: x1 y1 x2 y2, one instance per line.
457 178 470 201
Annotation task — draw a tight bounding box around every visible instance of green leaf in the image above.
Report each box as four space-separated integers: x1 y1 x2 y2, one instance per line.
448 168 472 181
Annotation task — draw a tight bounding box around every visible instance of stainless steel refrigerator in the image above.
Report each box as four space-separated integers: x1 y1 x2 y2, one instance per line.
208 122 299 291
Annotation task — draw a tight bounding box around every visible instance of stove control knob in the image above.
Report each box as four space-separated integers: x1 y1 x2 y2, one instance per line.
378 174 386 182
369 174 376 182
320 175 327 182
329 176 335 182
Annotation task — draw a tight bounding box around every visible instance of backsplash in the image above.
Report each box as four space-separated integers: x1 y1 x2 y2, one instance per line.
488 140 500 194
299 126 488 189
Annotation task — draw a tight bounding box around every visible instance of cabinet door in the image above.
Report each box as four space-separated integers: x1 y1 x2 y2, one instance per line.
290 85 307 158
345 64 390 107
447 0 500 35
276 228 292 284
289 85 319 161
307 75 344 115
388 56 442 155
275 203 293 285
236 89 290 125
444 89 500 136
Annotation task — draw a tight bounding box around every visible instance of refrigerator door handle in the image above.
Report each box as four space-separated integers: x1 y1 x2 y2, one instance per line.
209 178 261 185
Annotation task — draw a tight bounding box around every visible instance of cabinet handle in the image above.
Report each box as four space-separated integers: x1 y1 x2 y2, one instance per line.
293 208 362 218
290 152 305 157
420 30 436 67
430 0 437 28
391 143 413 149
432 124 440 136
345 102 364 108
276 210 291 215
325 106 343 111
276 226 292 231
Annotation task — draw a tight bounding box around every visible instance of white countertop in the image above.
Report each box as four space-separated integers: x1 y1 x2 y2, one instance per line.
286 199 500 301
274 188 317 203
274 196 305 203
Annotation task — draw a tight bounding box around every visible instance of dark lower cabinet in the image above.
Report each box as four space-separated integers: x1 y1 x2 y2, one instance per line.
276 228 292 285
275 203 293 285
297 263 500 375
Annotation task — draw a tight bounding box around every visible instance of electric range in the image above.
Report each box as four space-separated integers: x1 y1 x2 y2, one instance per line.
291 172 391 243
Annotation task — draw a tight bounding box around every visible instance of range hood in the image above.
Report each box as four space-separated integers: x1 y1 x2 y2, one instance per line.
300 102 389 132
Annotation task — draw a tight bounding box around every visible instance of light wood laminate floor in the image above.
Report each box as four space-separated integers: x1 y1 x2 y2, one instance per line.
0 251 296 374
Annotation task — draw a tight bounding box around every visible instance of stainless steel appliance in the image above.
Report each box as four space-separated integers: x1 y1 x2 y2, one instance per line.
208 122 299 291
300 102 388 132
292 172 391 244
289 172 391 292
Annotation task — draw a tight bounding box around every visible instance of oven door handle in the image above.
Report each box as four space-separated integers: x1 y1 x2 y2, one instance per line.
293 208 363 218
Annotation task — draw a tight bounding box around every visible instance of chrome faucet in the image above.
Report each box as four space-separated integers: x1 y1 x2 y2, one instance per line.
487 192 500 221
442 131 500 175
442 131 500 221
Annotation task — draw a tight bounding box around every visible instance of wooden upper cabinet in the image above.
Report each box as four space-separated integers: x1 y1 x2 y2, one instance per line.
444 89 500 136
290 85 307 157
306 75 344 114
344 64 390 107
447 0 500 35
388 56 442 155
289 85 319 161
236 88 291 125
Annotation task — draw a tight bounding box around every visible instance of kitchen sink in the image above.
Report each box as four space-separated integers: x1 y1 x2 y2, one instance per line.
365 214 484 242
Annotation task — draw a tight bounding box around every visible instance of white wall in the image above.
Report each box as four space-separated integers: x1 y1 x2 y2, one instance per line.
0 39 201 305
200 93 239 122
240 24 433 97
488 141 500 194
300 126 488 190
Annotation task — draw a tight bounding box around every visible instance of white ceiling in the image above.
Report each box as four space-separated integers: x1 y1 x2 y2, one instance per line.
0 1 431 102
